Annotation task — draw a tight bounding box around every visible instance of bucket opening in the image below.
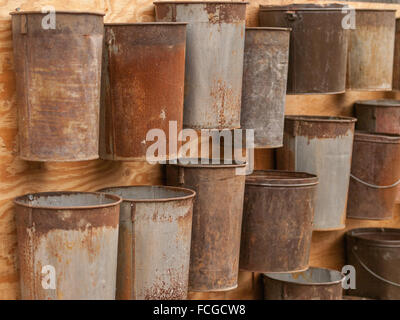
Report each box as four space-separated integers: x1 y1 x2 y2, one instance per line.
355 99 400 107
264 267 344 285
347 228 400 244
246 170 318 187
285 115 357 123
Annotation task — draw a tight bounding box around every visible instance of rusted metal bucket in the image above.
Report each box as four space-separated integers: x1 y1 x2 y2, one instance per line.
97 186 195 300
259 4 348 94
346 228 400 300
277 116 357 230
14 191 121 300
100 23 186 161
166 159 246 291
240 170 318 273
263 267 345 300
347 132 400 220
393 19 400 90
347 9 396 91
240 28 290 148
154 1 247 129
10 11 104 161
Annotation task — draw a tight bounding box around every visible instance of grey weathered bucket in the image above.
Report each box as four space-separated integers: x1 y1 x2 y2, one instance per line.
97 185 195 300
263 267 345 300
154 1 247 129
277 116 357 230
14 192 122 300
240 28 290 148
347 9 396 91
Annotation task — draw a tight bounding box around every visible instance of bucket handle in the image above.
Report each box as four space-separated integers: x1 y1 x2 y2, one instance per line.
352 247 400 287
350 174 400 189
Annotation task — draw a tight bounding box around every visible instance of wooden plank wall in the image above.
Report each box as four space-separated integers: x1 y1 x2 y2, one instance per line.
0 0 399 299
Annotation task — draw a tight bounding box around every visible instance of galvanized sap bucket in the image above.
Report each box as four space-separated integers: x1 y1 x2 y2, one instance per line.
14 191 121 300
347 132 400 220
393 19 400 90
97 186 195 300
100 23 186 161
240 28 290 148
346 228 400 300
277 116 357 230
347 9 396 91
259 4 348 94
263 267 345 300
240 170 318 273
166 159 246 291
10 11 104 161
154 1 247 129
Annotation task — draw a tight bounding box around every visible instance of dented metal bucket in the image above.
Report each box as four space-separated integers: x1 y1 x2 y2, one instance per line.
263 267 345 300
347 9 396 91
347 132 400 220
154 1 247 129
97 186 195 300
10 11 104 161
240 170 318 273
346 228 400 300
393 19 400 90
259 4 348 94
166 159 246 291
277 116 356 230
240 28 290 148
14 192 121 300
100 23 186 161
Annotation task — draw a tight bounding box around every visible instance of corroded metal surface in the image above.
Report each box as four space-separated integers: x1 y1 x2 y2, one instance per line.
393 19 400 90
277 116 356 230
100 23 186 161
240 171 318 273
347 9 396 91
14 192 121 300
259 4 348 94
240 28 290 148
166 160 246 291
11 12 104 161
346 228 400 300
347 132 400 220
154 1 247 129
263 267 344 300
97 186 195 300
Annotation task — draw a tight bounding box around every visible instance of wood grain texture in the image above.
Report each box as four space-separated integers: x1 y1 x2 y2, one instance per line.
0 0 399 299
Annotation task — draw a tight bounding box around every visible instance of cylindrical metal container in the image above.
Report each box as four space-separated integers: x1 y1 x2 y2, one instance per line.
393 19 400 90
14 192 121 300
240 171 318 273
347 9 396 91
347 132 400 220
259 4 348 94
10 11 104 161
154 1 247 129
240 28 290 148
277 116 357 230
263 267 345 300
346 228 400 300
97 186 195 300
166 159 246 291
100 23 186 161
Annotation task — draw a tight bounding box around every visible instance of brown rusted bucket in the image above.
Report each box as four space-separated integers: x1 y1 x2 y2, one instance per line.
240 170 318 273
347 9 396 91
166 159 246 292
393 19 400 90
346 228 400 300
259 4 348 94
10 11 104 161
154 1 247 129
241 28 290 148
263 267 345 300
277 116 357 231
100 23 186 161
347 132 400 220
14 191 121 300
97 186 195 300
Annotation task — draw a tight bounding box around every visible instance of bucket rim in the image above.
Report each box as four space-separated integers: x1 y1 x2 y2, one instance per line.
96 185 196 203
355 99 400 108
10 10 105 16
346 228 400 247
259 3 349 11
263 267 345 286
13 191 122 210
167 158 246 168
105 22 188 26
246 27 291 31
354 131 400 144
154 1 249 5
285 115 357 123
245 170 318 187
